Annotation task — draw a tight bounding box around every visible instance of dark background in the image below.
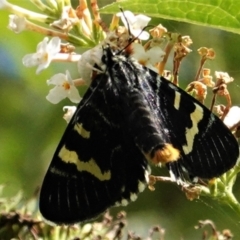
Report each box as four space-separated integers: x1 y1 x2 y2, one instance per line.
1 1 240 239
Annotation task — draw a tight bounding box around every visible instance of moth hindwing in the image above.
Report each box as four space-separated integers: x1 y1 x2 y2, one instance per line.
40 45 239 225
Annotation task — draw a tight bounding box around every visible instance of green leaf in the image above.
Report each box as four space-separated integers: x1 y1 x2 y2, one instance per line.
101 0 240 34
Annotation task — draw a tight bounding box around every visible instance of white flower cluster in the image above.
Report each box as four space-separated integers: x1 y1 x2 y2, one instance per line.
3 0 168 121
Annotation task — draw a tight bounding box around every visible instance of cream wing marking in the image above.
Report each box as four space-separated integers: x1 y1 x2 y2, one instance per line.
173 91 181 110
173 90 204 155
74 123 90 139
183 103 204 154
58 145 111 181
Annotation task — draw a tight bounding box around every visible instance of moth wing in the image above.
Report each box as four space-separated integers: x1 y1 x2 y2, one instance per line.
144 70 238 179
39 74 149 224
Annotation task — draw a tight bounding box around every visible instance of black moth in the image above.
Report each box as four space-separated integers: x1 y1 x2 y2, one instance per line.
40 44 239 225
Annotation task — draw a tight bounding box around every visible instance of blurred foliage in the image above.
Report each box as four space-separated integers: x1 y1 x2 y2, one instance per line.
0 185 234 239
1 0 240 239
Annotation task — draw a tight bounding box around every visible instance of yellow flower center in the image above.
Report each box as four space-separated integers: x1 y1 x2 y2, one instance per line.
138 59 147 66
43 52 49 62
62 81 70 90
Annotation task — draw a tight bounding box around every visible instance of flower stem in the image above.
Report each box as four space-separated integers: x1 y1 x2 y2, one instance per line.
201 178 240 217
3 0 54 23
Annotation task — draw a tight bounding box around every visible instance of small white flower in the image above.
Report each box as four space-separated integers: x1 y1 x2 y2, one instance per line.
224 106 240 129
22 37 61 74
51 6 77 31
77 45 103 85
46 70 81 104
116 11 151 40
8 15 27 33
215 71 234 84
131 43 165 72
63 106 77 123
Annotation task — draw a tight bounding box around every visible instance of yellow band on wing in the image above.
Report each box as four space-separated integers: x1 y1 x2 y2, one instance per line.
58 145 111 181
74 123 90 139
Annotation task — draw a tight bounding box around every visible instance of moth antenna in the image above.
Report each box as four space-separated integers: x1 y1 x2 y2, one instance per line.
119 7 132 39
117 8 150 55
